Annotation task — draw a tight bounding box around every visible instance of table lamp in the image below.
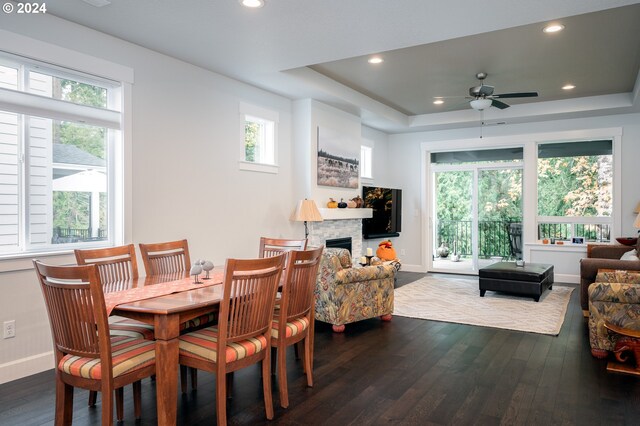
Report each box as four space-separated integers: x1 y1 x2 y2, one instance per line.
292 199 323 239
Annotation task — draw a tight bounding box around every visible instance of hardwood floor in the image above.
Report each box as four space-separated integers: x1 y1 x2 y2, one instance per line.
2 272 639 425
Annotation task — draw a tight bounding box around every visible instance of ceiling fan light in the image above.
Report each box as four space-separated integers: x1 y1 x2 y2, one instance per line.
470 99 492 110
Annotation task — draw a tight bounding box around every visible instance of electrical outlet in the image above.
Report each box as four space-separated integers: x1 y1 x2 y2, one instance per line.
400 249 406 256
3 320 15 339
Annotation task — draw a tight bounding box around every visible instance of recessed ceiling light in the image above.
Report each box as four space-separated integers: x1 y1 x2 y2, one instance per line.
562 84 576 90
368 57 383 64
240 0 264 8
433 99 444 105
543 23 565 33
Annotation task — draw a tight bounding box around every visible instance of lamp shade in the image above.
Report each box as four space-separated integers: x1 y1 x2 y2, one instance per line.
635 212 640 229
635 202 640 214
292 199 323 222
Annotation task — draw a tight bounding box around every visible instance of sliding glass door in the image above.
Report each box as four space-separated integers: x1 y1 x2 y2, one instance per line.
477 168 523 269
433 170 474 272
431 148 523 273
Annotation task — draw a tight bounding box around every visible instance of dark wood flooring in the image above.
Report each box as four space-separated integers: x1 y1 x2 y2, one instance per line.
2 272 639 425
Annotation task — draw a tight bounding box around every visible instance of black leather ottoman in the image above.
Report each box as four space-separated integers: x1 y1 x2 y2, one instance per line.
479 262 554 302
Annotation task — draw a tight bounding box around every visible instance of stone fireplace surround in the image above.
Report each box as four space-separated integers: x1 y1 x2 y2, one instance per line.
308 218 363 265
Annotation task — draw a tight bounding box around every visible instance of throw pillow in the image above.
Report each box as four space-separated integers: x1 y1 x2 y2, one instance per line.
620 249 639 261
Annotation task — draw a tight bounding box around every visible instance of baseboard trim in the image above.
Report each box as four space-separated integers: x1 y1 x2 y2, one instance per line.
399 264 425 273
555 273 579 284
0 351 54 385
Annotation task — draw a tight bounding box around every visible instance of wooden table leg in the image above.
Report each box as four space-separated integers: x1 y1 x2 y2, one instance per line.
155 314 180 426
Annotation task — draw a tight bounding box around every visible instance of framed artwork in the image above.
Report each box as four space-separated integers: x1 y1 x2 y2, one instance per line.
316 126 359 188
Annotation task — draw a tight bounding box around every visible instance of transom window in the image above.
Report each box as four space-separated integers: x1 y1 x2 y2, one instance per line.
239 102 278 174
360 145 373 179
0 51 122 255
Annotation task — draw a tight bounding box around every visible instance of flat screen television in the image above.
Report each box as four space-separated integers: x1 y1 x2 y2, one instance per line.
362 186 402 239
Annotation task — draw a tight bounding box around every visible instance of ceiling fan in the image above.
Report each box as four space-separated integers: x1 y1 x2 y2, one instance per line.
462 72 538 110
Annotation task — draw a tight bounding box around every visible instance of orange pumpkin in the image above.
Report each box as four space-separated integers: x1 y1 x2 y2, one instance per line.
376 240 397 261
327 198 338 208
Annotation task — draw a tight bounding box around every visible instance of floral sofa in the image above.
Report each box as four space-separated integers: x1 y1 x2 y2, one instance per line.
588 269 640 358
314 248 396 332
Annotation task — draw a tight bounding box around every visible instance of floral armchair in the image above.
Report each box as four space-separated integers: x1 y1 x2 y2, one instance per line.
588 269 640 358
315 248 396 332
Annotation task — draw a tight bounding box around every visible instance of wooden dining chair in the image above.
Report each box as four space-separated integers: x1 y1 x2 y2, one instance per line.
178 253 286 426
271 246 323 408
259 237 309 363
33 260 156 425
75 244 154 339
259 237 307 259
75 244 155 409
139 239 191 279
139 239 214 392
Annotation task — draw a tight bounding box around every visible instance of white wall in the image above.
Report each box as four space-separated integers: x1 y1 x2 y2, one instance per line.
0 13 299 383
388 113 640 271
291 100 397 256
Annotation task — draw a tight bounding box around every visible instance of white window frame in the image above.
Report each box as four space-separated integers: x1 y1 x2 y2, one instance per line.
0 47 129 264
238 101 279 174
420 128 622 273
360 144 373 180
535 139 615 242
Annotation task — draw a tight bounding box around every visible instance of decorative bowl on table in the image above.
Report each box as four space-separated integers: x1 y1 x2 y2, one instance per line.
616 237 638 246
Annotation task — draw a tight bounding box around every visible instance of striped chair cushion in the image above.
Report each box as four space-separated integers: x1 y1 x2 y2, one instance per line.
109 319 155 340
271 317 309 339
59 336 155 380
179 327 267 364
183 312 217 330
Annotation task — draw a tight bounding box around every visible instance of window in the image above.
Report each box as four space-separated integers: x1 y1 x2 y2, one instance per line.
239 102 278 173
537 140 613 242
360 145 373 179
0 52 122 255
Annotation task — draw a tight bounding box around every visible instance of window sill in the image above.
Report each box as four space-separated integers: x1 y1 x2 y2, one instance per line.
524 242 587 252
0 250 77 273
238 161 279 174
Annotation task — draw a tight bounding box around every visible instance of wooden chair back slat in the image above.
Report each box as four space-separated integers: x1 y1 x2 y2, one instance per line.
139 239 191 278
218 255 285 349
33 261 111 360
279 246 324 323
75 244 139 293
259 237 307 262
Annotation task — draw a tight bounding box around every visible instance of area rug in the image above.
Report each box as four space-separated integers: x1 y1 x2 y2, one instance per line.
393 275 574 335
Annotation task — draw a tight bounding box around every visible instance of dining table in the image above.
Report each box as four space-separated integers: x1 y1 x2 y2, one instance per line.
106 272 225 426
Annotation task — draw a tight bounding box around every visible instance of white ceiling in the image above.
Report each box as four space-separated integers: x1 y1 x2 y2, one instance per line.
32 0 640 133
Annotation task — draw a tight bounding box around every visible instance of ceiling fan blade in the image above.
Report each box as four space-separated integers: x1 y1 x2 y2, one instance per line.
492 92 538 99
491 99 510 109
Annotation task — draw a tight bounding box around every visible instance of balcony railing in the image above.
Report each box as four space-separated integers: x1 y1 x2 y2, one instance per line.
537 223 610 242
436 219 610 259
52 226 107 244
436 220 518 258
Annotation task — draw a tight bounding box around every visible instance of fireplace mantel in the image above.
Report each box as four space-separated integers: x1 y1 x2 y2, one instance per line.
319 208 372 220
